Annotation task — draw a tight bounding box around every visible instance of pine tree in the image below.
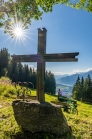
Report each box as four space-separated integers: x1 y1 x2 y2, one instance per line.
80 76 85 99
23 64 30 82
18 62 24 82
73 75 92 101
84 74 92 100
10 60 19 82
0 48 10 77
45 71 56 95
72 76 81 100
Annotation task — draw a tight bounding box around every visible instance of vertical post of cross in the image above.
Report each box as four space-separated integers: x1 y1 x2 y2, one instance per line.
37 28 47 102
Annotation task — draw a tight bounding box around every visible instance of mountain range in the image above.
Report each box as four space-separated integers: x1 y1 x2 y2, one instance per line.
55 70 92 95
55 70 92 86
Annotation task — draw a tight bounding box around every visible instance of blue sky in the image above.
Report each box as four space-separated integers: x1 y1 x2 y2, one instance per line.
0 4 92 75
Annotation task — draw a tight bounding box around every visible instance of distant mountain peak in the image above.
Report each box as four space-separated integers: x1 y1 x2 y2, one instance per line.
55 70 92 86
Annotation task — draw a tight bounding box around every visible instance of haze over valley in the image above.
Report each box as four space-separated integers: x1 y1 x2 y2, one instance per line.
55 70 92 96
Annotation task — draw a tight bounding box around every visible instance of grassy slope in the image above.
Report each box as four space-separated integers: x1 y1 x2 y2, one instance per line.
46 94 92 139
64 102 92 139
0 89 92 139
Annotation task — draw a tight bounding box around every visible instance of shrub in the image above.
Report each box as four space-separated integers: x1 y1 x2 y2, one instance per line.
0 77 17 97
0 76 12 84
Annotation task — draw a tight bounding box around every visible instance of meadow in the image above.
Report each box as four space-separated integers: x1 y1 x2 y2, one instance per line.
0 77 92 139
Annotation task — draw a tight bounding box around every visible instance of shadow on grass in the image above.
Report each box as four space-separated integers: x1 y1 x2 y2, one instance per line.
81 101 92 105
11 131 69 139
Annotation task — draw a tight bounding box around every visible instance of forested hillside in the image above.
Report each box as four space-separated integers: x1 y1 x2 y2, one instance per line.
0 48 56 95
72 75 92 102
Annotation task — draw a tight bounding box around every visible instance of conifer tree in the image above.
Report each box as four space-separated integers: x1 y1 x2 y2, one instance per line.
0 48 10 77
72 76 81 100
73 75 92 101
84 74 92 100
23 64 30 82
45 71 56 95
18 62 24 82
80 76 85 99
10 60 19 82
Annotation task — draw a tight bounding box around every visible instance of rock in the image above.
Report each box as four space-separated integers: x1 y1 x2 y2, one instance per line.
12 100 74 138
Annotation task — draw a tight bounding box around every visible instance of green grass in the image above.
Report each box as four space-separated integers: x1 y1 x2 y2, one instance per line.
0 79 92 139
0 98 21 139
46 94 92 139
63 101 92 139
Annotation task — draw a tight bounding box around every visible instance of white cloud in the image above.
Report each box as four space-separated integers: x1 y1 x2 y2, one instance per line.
85 68 92 72
29 64 34 68
52 72 65 75
72 69 84 74
28 65 37 71
72 68 92 74
52 68 92 75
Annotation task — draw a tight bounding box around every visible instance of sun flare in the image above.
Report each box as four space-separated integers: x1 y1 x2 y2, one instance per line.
14 26 23 37
3 20 32 46
5 21 28 43
11 22 26 39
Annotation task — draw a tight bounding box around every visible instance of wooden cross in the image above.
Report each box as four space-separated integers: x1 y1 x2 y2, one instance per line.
11 28 79 102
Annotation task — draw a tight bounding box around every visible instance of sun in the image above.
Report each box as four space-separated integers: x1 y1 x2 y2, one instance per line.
5 21 28 42
14 26 23 37
11 22 26 39
4 20 32 45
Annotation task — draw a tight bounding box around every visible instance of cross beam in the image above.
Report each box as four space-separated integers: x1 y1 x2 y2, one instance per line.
11 28 79 102
11 53 78 62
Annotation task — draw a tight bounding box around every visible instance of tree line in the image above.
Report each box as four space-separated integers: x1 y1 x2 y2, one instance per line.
0 48 56 95
72 75 92 101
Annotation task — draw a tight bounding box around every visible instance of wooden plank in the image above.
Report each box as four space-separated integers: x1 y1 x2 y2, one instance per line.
38 28 47 55
44 52 79 57
37 60 45 102
11 52 79 62
11 54 39 62
45 58 78 62
44 53 79 59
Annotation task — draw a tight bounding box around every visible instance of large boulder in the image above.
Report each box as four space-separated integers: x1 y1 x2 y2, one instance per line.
12 100 74 138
